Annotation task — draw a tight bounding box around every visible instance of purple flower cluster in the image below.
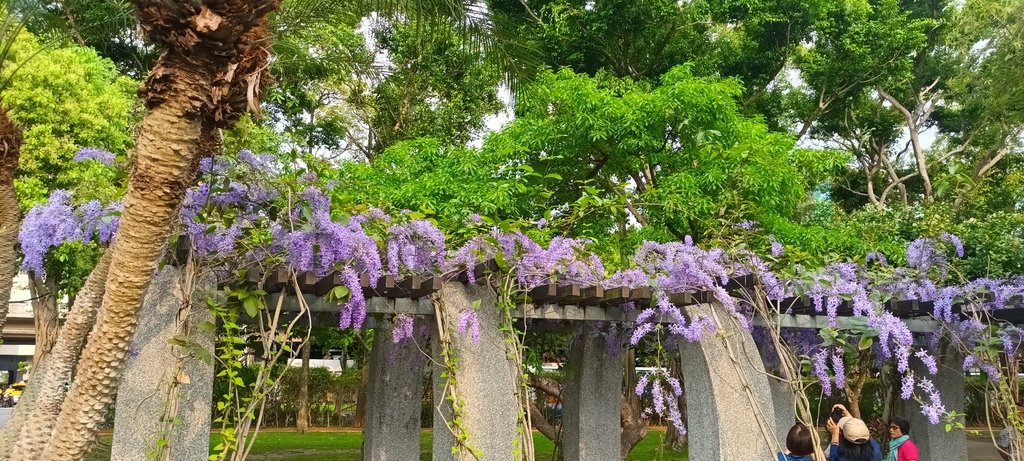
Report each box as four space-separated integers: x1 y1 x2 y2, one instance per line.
865 251 888 266
457 308 481 342
73 147 116 165
446 232 606 289
769 236 784 258
940 233 964 258
916 377 946 424
80 200 121 244
392 314 415 343
813 349 833 396
635 371 685 434
832 350 846 390
386 220 445 276
18 190 120 273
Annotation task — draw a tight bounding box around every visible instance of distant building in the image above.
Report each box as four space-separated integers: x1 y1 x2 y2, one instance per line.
1 274 35 385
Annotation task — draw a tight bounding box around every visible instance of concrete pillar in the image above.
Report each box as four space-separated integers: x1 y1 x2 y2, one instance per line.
769 377 796 445
678 302 779 461
362 316 429 460
432 282 521 461
111 267 216 461
901 347 967 461
561 333 623 461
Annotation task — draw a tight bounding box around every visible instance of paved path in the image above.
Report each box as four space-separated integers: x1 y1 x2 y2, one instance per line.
968 437 1005 461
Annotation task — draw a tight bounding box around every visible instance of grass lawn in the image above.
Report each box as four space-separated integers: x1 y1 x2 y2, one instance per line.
86 429 688 460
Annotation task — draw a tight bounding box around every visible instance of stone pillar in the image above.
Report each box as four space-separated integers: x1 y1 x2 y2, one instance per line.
769 377 796 445
901 348 967 461
560 332 622 461
678 302 779 460
432 282 521 461
362 315 428 460
111 267 216 461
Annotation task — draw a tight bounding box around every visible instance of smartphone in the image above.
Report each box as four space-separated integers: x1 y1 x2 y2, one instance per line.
831 408 844 424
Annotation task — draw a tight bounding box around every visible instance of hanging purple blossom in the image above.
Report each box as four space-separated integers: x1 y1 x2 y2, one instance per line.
916 377 945 424
915 349 938 375
940 233 964 258
635 372 685 434
832 349 846 390
392 314 415 343
734 220 757 230
457 308 481 343
386 219 446 276
900 374 914 400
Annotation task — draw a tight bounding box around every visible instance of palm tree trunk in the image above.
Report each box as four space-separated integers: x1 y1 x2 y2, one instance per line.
1 251 111 459
40 2 279 457
40 82 207 458
0 106 22 336
297 339 311 433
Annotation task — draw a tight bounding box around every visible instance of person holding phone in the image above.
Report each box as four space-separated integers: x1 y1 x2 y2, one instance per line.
826 404 883 461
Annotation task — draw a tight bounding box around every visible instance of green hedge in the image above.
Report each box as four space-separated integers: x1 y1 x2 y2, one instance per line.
212 365 361 428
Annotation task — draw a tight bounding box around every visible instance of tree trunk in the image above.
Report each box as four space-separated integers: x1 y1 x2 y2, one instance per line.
354 359 369 428
40 86 208 457
39 2 279 456
0 250 111 459
296 339 310 433
528 399 561 443
847 388 862 419
620 348 647 459
0 107 21 335
662 354 687 451
28 274 59 368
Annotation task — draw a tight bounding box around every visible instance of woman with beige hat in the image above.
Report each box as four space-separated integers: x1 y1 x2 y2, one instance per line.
826 404 883 461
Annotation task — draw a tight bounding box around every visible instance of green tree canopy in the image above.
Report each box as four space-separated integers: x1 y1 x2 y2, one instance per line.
3 32 137 210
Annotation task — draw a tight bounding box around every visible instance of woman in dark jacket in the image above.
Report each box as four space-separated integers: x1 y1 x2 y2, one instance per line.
826 404 883 461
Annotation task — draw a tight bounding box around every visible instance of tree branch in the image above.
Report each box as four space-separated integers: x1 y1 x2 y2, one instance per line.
878 86 932 199
528 374 562 399
528 399 561 442
973 128 1022 179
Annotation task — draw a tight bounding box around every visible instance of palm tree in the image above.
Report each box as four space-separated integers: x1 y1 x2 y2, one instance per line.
0 251 111 459
31 1 281 458
0 1 534 457
0 4 29 350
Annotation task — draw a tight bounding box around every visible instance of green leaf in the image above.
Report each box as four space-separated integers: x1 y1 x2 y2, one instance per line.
858 337 873 351
331 285 351 300
242 297 261 317
167 335 190 347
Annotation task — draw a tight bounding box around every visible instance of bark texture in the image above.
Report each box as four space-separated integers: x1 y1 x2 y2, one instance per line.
40 2 279 458
296 339 310 433
28 274 59 366
0 107 22 335
1 251 112 459
620 348 648 459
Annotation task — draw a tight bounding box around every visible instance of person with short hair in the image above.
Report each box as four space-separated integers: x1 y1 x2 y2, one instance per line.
776 422 815 461
887 416 919 461
826 404 883 461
